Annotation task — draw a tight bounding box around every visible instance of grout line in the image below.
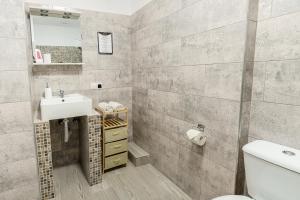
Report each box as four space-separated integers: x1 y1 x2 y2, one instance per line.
252 99 300 107
132 61 244 69
132 20 247 51
133 87 241 103
258 6 300 22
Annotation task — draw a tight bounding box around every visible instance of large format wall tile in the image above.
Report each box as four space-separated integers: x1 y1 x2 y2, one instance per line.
133 40 182 68
0 16 26 39
164 0 248 41
264 60 300 105
131 0 182 31
0 101 33 135
257 0 272 20
255 12 300 61
0 131 36 165
0 71 30 103
0 38 27 67
251 62 265 100
250 3 300 152
204 63 243 101
249 101 300 149
0 158 38 194
271 0 300 18
181 22 247 65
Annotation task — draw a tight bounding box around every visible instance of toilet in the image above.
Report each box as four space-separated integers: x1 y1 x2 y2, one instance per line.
213 140 300 200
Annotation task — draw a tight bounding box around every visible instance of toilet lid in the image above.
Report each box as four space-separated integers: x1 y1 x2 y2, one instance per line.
212 195 253 200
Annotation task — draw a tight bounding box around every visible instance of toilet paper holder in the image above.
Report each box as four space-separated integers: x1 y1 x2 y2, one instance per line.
197 124 205 132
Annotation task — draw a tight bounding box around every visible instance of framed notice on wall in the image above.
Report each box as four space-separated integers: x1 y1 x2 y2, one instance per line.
97 32 113 55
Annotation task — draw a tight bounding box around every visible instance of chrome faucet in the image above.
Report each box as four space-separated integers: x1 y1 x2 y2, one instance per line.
59 89 65 98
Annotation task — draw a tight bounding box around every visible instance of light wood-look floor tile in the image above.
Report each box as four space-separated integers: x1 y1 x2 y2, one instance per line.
53 162 191 200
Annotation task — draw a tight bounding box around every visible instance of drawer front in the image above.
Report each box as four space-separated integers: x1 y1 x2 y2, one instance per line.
105 152 128 170
105 127 127 143
105 140 128 156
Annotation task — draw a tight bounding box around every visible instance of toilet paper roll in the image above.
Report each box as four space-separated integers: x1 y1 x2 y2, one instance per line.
186 129 207 146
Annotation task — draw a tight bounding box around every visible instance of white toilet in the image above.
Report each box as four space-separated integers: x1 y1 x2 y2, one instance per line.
213 140 300 200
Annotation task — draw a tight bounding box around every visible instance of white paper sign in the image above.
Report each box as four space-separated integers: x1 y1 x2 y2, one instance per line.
98 32 113 54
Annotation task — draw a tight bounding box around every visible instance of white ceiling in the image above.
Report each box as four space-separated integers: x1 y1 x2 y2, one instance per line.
25 0 152 15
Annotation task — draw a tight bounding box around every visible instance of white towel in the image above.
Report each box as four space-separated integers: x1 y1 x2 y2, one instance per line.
98 102 113 113
108 101 125 111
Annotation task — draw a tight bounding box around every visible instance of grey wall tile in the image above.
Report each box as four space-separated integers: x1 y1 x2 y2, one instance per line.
0 131 35 165
249 101 300 149
271 0 300 17
0 71 30 103
264 59 300 105
0 158 38 194
181 22 247 65
0 0 25 19
184 95 240 131
181 0 201 8
255 12 300 61
204 63 243 101
164 0 249 41
257 0 272 20
251 62 265 100
0 101 33 135
0 16 26 38
0 38 27 67
147 65 206 95
131 0 182 31
148 89 185 119
134 40 182 68
132 21 164 49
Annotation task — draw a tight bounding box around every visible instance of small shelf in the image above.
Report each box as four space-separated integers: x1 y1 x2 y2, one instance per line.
103 118 127 130
33 63 84 66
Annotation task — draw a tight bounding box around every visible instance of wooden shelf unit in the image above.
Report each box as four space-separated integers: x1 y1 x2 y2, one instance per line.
95 107 128 172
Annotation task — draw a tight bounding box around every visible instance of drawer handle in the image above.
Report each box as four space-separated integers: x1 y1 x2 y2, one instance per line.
113 145 122 149
113 159 121 164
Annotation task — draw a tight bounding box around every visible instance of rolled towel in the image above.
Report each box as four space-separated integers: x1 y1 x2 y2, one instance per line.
98 102 113 113
108 101 125 111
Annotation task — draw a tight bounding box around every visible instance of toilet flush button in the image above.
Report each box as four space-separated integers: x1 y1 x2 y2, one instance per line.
282 150 296 156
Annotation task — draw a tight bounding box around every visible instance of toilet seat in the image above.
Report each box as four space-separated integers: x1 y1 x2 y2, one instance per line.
212 195 253 200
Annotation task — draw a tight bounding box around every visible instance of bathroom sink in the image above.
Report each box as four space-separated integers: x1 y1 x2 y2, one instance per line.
40 94 92 121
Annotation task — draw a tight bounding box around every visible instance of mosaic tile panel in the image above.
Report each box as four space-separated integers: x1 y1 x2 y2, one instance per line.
36 45 82 63
87 115 102 185
34 122 55 200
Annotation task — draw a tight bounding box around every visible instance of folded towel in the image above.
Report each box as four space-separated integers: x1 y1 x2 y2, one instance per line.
98 102 113 113
108 101 125 111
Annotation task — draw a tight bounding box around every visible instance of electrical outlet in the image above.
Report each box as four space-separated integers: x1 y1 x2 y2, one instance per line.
90 82 102 89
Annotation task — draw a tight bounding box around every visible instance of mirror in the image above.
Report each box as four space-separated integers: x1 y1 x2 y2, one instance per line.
30 8 82 65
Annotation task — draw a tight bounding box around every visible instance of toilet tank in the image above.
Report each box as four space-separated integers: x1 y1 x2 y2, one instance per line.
243 140 300 200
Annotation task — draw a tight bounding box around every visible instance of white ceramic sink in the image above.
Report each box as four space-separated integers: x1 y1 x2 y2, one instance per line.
40 94 92 121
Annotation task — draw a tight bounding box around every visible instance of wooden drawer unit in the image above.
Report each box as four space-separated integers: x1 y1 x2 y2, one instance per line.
104 127 127 143
105 140 128 156
104 152 128 170
95 107 129 172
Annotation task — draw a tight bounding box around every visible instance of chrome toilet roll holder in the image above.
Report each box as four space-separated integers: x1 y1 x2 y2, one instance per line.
197 124 205 132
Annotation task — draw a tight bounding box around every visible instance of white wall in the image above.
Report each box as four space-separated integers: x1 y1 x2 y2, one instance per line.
25 0 152 15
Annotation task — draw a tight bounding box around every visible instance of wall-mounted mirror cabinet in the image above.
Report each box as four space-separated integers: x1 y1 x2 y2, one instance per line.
29 8 83 66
